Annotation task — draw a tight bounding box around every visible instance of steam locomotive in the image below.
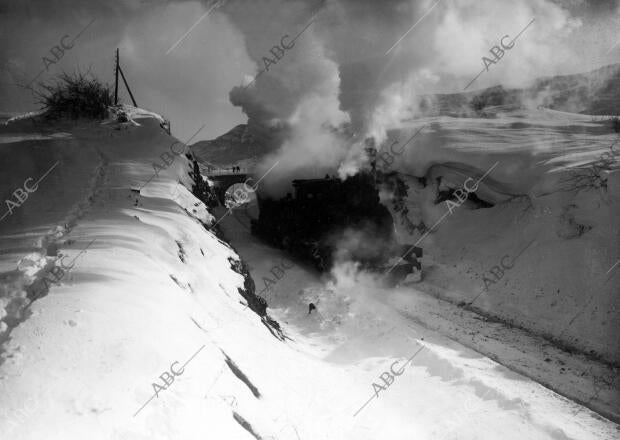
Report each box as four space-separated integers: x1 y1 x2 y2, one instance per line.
250 171 422 285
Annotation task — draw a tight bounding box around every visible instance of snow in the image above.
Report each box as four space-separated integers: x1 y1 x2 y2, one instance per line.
218 200 619 440
0 106 618 439
378 107 620 365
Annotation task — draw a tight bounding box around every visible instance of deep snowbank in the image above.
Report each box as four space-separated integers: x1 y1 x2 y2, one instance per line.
0 108 314 439
380 107 620 364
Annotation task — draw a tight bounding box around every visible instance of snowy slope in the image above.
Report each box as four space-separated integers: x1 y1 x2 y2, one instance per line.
0 108 303 439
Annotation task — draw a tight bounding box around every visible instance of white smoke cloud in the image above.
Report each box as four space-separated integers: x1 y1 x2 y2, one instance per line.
365 0 583 146
224 0 589 189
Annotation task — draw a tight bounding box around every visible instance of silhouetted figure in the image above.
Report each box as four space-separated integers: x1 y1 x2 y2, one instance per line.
308 303 316 314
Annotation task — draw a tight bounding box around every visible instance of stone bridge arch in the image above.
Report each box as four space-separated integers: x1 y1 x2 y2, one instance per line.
207 172 253 206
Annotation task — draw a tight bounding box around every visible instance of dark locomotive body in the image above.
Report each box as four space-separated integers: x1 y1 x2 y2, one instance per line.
250 172 422 284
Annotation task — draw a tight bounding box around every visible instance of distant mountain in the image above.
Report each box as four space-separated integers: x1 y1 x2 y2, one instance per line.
190 121 287 168
528 63 620 114
421 63 620 117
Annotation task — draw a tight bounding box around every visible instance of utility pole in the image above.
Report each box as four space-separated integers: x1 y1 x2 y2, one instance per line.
118 63 138 107
114 48 119 106
113 48 138 107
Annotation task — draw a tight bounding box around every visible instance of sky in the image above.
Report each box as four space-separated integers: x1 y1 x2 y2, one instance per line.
0 0 619 143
